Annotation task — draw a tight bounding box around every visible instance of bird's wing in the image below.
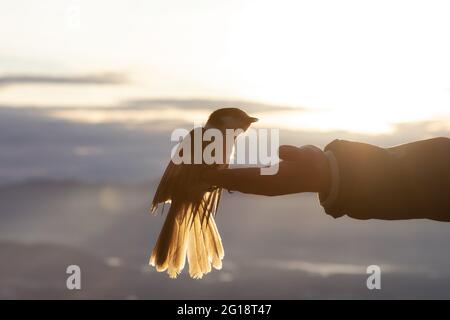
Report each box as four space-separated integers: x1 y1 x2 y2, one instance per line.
151 160 181 213
151 160 210 213
151 127 219 214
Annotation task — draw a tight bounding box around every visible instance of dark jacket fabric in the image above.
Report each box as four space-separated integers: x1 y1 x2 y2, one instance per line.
320 137 450 221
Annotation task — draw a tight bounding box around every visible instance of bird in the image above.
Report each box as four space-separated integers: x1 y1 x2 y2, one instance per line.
149 108 258 279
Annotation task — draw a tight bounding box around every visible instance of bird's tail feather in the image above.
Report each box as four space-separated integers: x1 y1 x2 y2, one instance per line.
150 202 224 279
188 212 224 277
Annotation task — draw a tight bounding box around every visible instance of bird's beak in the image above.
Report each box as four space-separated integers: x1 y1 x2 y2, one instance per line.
248 117 259 123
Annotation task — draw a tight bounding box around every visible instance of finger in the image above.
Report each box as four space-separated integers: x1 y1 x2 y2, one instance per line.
278 145 304 161
202 167 261 188
202 167 265 193
279 145 324 161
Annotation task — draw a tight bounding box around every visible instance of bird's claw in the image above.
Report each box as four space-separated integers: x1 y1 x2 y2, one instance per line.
206 186 219 192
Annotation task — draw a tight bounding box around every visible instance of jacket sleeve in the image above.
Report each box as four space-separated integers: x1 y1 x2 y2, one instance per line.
319 137 450 221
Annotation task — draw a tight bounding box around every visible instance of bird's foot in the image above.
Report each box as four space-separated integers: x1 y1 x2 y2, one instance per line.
205 186 220 193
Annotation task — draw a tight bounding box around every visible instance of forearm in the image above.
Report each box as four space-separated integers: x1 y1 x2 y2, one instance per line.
320 137 450 221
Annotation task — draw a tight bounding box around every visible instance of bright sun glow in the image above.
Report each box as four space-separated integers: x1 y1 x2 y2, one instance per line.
1 0 450 134
223 0 450 133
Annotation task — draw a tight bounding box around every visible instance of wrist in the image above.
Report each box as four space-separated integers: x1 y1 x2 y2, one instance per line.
319 150 340 209
318 153 332 196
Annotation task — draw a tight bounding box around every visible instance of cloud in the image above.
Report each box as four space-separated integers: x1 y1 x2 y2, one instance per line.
0 98 306 129
0 103 448 185
257 259 434 278
123 98 302 113
0 72 126 87
260 260 373 277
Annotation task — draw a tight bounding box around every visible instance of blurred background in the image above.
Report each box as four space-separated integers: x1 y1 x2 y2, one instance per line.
1 0 450 299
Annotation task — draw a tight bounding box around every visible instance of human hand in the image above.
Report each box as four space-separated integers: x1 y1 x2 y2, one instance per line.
202 145 331 196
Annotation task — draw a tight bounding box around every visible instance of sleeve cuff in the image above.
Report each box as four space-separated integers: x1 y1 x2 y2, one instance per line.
319 150 340 211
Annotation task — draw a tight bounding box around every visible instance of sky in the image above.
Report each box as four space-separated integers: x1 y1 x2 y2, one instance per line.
2 1 450 298
1 0 450 134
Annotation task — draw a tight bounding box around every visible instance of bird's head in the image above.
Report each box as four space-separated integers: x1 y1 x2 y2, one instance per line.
205 108 258 132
